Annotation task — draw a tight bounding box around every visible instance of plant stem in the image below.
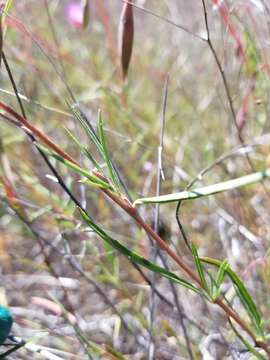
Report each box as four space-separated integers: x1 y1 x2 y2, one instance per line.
2 102 269 355
102 188 270 354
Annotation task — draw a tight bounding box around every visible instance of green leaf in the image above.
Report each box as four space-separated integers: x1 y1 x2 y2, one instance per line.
191 244 209 293
216 259 229 288
69 105 104 156
105 345 128 360
80 209 201 296
134 169 270 205
79 178 109 189
201 257 264 338
229 319 267 360
64 127 103 173
212 259 229 300
69 105 125 195
97 111 121 191
36 144 113 191
3 0 13 15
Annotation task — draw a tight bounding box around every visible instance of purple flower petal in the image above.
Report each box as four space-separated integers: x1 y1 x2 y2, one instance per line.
65 1 83 28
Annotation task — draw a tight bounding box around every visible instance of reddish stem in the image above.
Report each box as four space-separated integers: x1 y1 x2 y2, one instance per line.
102 188 270 354
0 101 78 166
2 105 269 354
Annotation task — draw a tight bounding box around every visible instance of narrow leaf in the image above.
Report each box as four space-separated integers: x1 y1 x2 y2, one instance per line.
80 209 201 295
191 244 208 292
216 259 229 288
212 259 229 300
134 169 270 205
3 0 14 16
105 345 128 360
64 127 103 173
97 111 121 191
229 319 267 360
69 105 125 195
69 105 104 156
118 2 134 79
201 257 264 337
37 144 113 191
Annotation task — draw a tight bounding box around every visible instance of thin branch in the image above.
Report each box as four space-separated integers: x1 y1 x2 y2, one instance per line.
1 54 139 346
3 96 266 351
43 0 69 86
2 47 269 356
119 0 206 42
101 187 269 352
200 0 238 136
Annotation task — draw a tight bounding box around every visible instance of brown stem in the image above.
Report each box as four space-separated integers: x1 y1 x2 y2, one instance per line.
218 300 270 356
0 101 78 166
216 299 270 356
102 188 270 354
3 104 269 354
215 298 254 338
102 191 198 284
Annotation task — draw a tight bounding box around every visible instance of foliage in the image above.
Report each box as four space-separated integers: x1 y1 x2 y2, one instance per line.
0 1 270 359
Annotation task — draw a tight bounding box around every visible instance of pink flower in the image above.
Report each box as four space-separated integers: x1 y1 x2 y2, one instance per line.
143 161 153 172
65 1 83 28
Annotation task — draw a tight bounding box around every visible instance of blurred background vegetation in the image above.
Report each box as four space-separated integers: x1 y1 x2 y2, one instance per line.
1 0 270 358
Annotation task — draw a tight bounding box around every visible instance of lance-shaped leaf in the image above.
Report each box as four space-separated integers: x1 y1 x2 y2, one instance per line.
118 2 134 79
36 143 113 191
201 257 264 339
134 169 270 205
80 209 201 296
97 111 121 191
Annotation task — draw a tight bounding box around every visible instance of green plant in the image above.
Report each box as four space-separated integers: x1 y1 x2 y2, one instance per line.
1 1 270 359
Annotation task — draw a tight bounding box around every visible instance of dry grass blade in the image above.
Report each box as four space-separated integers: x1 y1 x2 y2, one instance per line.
118 2 134 79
